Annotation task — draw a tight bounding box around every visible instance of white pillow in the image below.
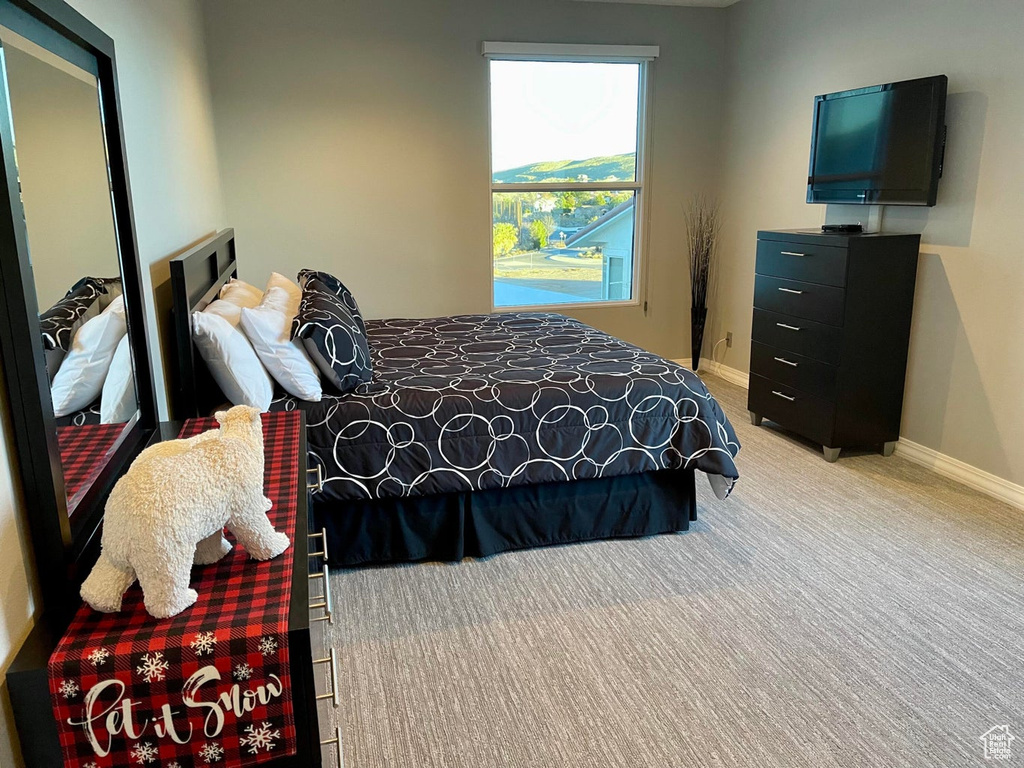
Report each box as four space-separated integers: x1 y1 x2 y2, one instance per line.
240 286 322 402
220 277 262 307
104 293 125 315
100 334 137 423
51 299 127 417
192 310 274 411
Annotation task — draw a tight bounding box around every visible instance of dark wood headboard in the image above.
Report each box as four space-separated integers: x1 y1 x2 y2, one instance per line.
169 228 236 419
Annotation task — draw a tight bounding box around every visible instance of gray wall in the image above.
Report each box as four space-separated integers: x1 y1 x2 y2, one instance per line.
70 0 228 419
0 1 225 764
200 0 729 360
714 0 1024 486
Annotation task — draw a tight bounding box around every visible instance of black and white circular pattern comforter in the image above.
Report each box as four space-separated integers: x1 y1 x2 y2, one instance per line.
273 312 740 501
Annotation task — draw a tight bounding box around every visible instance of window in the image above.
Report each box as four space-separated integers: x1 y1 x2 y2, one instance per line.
484 43 657 310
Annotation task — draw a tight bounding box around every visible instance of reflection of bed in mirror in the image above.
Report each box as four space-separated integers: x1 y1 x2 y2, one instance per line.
0 22 141 516
39 275 137 427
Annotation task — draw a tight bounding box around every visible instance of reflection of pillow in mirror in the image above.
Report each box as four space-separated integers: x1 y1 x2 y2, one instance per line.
220 278 263 307
39 278 105 351
192 310 273 411
50 303 127 417
45 347 67 385
97 278 123 310
100 334 137 423
104 294 124 315
240 286 322 401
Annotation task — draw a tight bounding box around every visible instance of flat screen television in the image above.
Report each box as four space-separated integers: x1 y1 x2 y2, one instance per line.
807 75 947 206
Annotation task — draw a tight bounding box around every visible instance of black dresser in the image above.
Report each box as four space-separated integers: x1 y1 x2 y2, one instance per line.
747 229 920 461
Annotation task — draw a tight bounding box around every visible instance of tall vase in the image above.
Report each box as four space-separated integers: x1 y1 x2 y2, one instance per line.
691 305 708 371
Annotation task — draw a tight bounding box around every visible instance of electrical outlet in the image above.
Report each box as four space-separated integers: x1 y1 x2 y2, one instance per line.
726 332 733 348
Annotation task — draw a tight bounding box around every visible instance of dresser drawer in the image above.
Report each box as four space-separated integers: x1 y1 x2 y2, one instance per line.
753 275 845 326
748 374 835 447
756 238 847 287
750 341 838 400
751 309 842 365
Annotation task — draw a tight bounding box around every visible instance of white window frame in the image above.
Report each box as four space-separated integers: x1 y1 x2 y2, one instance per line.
483 42 658 312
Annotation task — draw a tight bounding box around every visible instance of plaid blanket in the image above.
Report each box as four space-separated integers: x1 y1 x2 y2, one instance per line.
48 411 301 768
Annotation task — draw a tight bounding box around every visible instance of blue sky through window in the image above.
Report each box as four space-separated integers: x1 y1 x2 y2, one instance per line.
489 60 640 174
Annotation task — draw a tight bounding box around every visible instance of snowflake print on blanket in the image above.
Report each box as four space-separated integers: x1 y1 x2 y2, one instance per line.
234 662 253 681
83 762 99 768
240 721 282 755
130 741 158 764
135 652 170 683
58 679 79 699
190 631 217 656
87 647 111 667
257 635 278 656
198 742 224 763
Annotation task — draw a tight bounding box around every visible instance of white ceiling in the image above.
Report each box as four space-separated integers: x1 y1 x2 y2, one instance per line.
574 0 741 6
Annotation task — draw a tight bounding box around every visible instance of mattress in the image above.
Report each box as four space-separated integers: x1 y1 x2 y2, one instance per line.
272 312 740 502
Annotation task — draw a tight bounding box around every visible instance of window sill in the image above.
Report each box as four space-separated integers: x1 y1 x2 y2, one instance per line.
490 298 640 313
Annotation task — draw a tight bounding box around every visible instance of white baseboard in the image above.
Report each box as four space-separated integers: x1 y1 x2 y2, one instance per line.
700 360 750 389
678 358 1024 512
894 439 1024 511
674 358 750 389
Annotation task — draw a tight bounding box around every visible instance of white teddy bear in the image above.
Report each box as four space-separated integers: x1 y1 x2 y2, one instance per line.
80 405 291 619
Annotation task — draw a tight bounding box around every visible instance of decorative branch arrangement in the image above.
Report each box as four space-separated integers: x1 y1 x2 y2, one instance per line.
684 195 721 371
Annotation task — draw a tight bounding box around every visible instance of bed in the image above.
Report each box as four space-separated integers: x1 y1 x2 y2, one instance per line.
171 230 740 566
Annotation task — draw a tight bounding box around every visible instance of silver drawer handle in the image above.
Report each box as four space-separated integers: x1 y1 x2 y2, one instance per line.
310 563 334 624
778 287 804 295
776 322 802 331
773 357 798 367
780 251 806 257
314 647 341 708
321 726 345 768
308 527 329 563
772 390 796 402
307 464 324 493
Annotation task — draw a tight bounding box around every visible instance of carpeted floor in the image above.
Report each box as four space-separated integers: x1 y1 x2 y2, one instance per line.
320 374 1024 767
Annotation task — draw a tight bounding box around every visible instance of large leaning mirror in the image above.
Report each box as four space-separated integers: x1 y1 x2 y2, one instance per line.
0 0 156 616
2 27 136 513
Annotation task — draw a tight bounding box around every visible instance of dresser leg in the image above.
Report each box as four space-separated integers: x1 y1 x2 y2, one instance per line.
882 441 896 457
749 411 762 427
823 446 841 463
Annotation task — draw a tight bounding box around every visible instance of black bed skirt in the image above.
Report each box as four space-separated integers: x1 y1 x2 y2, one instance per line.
313 468 697 567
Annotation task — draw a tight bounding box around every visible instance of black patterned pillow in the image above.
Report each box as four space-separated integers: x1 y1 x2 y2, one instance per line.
39 277 108 351
297 269 367 336
291 277 372 393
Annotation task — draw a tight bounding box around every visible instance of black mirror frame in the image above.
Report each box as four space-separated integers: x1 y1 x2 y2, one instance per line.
0 0 157 619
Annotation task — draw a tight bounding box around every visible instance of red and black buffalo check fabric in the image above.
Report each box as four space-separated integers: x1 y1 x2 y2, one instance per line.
58 424 126 513
48 411 301 768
